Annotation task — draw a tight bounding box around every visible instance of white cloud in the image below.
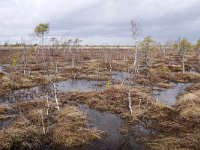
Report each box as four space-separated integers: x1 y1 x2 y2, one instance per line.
0 0 200 44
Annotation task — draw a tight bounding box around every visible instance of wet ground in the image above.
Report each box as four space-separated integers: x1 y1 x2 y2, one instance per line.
111 71 131 84
0 79 106 103
70 104 144 150
78 104 124 150
153 82 192 106
0 71 128 102
0 65 4 73
0 70 194 149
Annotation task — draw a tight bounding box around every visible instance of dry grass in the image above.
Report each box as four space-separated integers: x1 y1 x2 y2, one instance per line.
0 104 15 121
0 50 199 98
179 105 200 121
0 102 103 149
13 100 47 112
147 136 181 150
146 130 200 150
156 82 173 89
0 49 200 149
176 90 200 107
0 76 15 95
0 121 42 150
141 88 200 150
0 72 4 78
0 104 9 114
26 109 43 125
175 89 200 123
52 106 102 147
60 86 155 123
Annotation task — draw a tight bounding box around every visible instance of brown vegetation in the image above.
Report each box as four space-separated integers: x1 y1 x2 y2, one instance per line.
0 47 200 149
0 100 103 149
140 84 200 150
52 106 102 147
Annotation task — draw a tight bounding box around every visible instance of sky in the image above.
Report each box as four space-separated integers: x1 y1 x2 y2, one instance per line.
0 0 200 45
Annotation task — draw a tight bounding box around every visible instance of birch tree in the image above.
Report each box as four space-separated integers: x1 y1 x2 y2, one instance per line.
130 17 141 66
179 39 191 74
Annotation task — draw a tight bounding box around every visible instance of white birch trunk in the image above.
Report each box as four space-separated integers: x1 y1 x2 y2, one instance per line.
134 40 138 66
127 92 132 115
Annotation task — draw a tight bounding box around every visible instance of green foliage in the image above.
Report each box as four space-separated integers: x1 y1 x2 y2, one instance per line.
29 46 37 56
12 51 20 67
140 36 156 67
140 36 155 52
74 38 82 45
0 72 4 78
131 47 137 52
194 39 200 51
179 39 192 53
12 42 22 47
160 66 171 75
34 23 49 37
106 80 111 89
172 41 179 51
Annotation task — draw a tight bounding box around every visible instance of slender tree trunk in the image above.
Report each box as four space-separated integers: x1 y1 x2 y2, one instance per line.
54 84 60 111
128 92 132 115
51 82 60 111
39 110 46 134
182 55 185 74
134 40 138 66
46 96 50 116
138 98 141 112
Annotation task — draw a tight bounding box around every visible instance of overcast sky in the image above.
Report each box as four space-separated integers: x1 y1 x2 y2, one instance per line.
0 0 200 45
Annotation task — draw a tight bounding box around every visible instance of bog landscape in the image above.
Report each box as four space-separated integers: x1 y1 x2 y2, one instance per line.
0 23 200 150
0 1 200 150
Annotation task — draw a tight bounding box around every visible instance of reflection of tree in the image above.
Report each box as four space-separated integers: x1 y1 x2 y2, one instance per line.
1 85 55 103
38 85 53 97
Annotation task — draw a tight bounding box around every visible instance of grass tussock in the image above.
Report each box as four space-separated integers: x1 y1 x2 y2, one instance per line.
52 106 102 147
141 88 200 150
0 104 9 114
146 131 200 150
0 124 42 150
175 89 200 123
60 86 155 123
0 104 14 121
26 109 43 125
13 100 46 112
12 100 57 113
0 102 103 149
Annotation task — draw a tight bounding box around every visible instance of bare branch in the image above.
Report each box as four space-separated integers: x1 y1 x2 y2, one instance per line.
130 17 141 40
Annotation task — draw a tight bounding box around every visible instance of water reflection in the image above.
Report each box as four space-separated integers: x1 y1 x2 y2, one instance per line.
153 83 192 106
0 80 106 103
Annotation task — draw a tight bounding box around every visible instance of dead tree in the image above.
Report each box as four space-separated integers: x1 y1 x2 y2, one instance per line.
51 82 60 111
48 44 60 111
21 39 30 77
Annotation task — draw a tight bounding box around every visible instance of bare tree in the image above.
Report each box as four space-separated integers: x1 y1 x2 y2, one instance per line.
179 39 191 74
130 17 141 67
